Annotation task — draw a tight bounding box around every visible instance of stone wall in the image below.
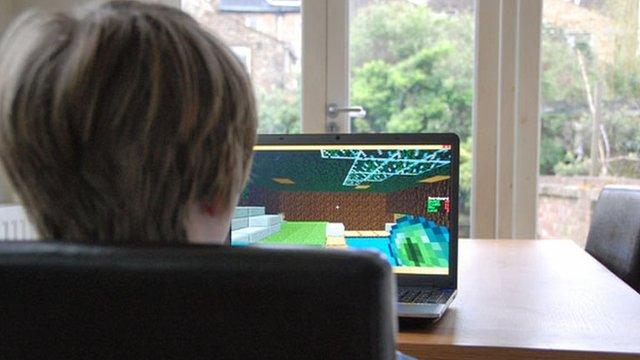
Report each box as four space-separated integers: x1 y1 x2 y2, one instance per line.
187 0 300 92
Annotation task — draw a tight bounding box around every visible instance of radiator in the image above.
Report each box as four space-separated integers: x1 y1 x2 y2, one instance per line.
0 205 38 241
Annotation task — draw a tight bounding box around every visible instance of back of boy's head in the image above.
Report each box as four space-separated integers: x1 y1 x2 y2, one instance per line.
0 1 257 242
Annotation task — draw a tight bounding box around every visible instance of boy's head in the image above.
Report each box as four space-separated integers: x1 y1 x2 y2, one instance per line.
0 1 257 243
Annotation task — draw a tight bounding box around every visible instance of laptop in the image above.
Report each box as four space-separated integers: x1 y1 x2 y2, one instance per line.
231 133 459 319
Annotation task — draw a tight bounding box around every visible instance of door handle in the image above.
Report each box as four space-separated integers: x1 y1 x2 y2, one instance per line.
327 103 367 119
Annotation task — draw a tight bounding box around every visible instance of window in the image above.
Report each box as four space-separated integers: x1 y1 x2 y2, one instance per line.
538 0 640 247
182 0 302 134
184 0 555 240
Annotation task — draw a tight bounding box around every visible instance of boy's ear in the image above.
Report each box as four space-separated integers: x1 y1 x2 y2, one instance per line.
201 198 233 217
200 192 239 218
202 203 217 217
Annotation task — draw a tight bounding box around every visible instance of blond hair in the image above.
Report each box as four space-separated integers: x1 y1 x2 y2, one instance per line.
0 1 257 242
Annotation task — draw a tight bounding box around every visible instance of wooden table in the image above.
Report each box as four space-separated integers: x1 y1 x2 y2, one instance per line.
397 239 640 360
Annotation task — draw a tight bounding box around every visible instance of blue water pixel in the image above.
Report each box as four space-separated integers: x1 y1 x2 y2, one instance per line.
346 237 398 266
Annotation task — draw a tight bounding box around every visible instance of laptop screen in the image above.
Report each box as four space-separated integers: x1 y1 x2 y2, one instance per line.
231 143 453 276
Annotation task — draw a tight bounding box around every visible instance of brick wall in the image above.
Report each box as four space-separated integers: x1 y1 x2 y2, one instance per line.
386 181 450 228
537 175 640 247
241 180 451 231
191 1 300 92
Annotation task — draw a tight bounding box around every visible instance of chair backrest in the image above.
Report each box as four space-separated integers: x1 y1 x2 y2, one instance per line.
586 185 640 292
0 242 397 359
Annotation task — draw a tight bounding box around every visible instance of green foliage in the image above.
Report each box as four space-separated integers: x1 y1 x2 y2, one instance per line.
604 111 640 155
605 63 640 101
540 22 640 178
350 2 473 70
539 113 572 175
349 2 640 180
541 28 592 104
257 86 300 134
554 155 591 176
350 2 473 139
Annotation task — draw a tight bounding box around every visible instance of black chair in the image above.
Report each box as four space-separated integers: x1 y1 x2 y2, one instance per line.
586 185 640 293
0 242 397 359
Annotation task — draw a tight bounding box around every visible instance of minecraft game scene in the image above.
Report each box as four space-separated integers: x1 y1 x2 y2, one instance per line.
232 144 452 275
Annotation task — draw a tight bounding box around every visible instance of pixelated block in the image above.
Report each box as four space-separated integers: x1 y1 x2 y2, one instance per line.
233 227 271 243
233 207 248 219
419 175 450 183
231 230 250 244
248 215 281 227
344 230 361 237
389 215 450 268
326 223 345 237
251 227 271 242
359 231 380 237
385 223 396 232
268 223 281 236
246 207 265 217
326 236 346 247
395 215 410 224
374 231 390 237
231 217 249 231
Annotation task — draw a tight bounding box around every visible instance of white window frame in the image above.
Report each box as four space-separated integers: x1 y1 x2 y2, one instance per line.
301 0 542 239
230 46 252 74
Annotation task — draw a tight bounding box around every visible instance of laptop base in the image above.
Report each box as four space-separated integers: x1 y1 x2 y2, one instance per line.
397 289 457 319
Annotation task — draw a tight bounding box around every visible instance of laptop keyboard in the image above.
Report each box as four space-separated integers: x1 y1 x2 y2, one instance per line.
398 287 453 304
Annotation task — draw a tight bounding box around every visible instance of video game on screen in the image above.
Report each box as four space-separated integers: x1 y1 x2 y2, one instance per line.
232 144 452 275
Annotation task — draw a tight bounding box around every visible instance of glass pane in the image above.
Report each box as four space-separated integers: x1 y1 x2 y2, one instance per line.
182 0 302 134
539 0 640 247
348 0 475 237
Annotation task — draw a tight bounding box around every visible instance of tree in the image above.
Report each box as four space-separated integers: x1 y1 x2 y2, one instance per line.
256 87 301 134
350 2 474 138
540 24 640 177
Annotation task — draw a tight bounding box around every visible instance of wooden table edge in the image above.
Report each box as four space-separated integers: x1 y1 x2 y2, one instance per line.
397 343 640 360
